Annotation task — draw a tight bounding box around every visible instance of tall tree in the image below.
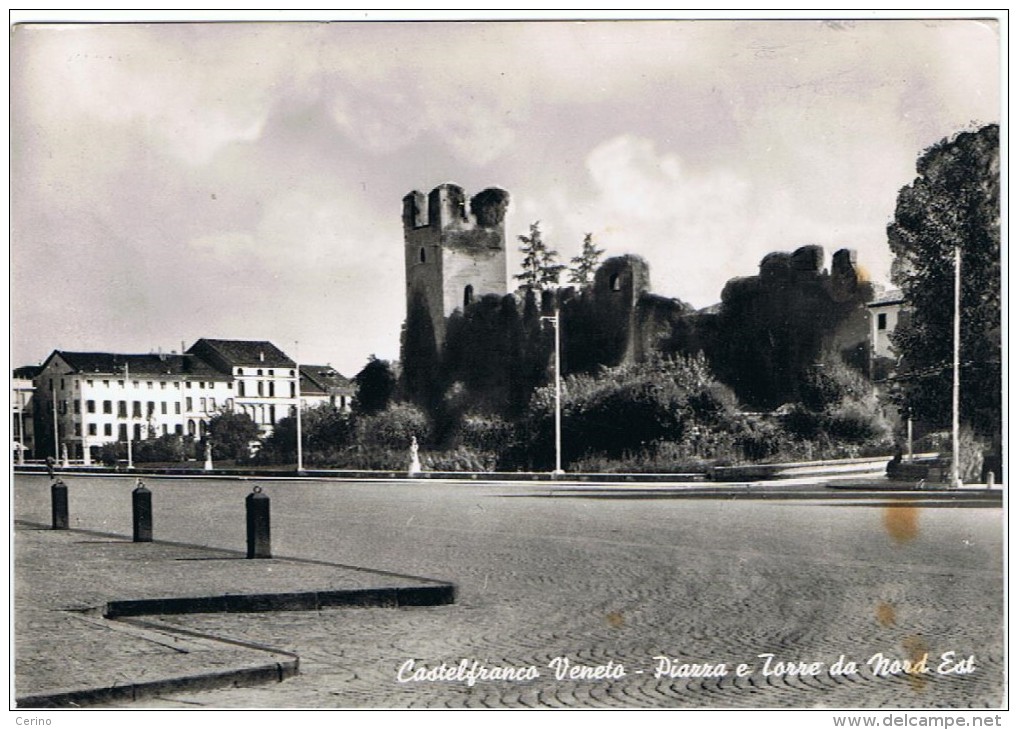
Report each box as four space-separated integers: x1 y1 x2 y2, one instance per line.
886 124 1000 439
206 411 260 461
568 233 605 286
353 356 397 415
515 221 565 292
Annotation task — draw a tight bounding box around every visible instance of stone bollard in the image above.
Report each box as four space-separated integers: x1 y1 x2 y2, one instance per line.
987 471 995 490
246 486 271 559
51 479 68 530
132 479 153 543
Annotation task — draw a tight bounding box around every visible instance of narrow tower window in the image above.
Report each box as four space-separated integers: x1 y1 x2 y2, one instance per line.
464 285 474 308
419 247 427 264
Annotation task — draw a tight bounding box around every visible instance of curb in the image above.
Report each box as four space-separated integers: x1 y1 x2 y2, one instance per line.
16 658 299 708
105 584 456 617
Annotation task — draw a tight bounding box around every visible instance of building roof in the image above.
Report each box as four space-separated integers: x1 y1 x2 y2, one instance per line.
867 289 905 307
13 365 42 379
44 351 228 379
300 364 353 395
187 339 295 368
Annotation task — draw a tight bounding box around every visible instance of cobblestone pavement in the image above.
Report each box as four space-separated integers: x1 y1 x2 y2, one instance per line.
13 475 1004 708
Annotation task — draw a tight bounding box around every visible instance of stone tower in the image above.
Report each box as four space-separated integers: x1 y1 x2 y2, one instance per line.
402 183 511 346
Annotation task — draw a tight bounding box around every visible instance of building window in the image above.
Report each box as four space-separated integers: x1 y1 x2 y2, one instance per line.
200 397 207 412
268 370 273 377
74 401 81 414
269 381 275 397
200 381 206 389
160 382 166 390
87 379 94 387
147 401 155 416
87 400 96 413
74 423 81 436
419 247 426 263
118 380 124 388
270 404 276 424
118 424 127 441
877 313 888 331
257 369 263 376
103 380 110 387
103 400 113 414
104 424 112 437
134 424 142 441
60 378 65 390
117 401 127 417
88 424 97 436
175 424 183 435
162 424 168 436
237 368 244 375
132 401 142 418
257 381 264 397
210 398 216 410
186 397 193 411
132 381 139 388
290 382 296 398
238 381 246 397
175 402 181 415
59 401 67 415
147 381 153 389
161 402 167 415
174 382 180 389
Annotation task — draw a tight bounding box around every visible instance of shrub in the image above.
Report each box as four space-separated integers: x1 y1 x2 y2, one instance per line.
353 402 430 450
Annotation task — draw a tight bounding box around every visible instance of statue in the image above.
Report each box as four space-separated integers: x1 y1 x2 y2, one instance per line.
408 436 421 476
60 443 69 468
204 440 214 471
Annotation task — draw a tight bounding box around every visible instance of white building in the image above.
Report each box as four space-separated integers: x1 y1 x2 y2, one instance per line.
299 364 354 411
12 365 38 462
867 289 906 359
31 339 300 463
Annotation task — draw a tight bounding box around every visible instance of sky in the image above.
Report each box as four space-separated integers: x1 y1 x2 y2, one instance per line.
10 15 1001 378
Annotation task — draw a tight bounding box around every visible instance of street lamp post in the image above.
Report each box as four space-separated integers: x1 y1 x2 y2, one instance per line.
541 304 564 477
951 244 962 489
294 342 304 474
125 361 134 469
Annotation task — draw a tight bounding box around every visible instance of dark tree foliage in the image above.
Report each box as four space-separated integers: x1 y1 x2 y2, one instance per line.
887 124 1001 439
444 294 544 419
515 221 565 292
353 356 397 415
261 405 352 463
568 233 605 287
705 267 873 409
400 289 442 410
206 411 260 461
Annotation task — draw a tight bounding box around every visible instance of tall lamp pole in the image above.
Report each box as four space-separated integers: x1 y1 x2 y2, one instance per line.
951 245 962 488
294 342 304 474
541 303 564 476
125 361 134 469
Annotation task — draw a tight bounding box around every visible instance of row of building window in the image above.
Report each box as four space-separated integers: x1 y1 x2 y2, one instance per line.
236 381 296 398
51 378 229 392
236 368 295 377
67 397 220 416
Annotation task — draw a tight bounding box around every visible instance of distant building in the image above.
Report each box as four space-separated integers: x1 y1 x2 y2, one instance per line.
299 365 354 411
867 288 907 379
30 339 301 463
12 365 39 461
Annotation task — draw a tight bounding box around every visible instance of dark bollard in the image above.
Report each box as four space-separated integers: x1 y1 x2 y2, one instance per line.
51 479 68 530
246 486 271 559
132 479 153 543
